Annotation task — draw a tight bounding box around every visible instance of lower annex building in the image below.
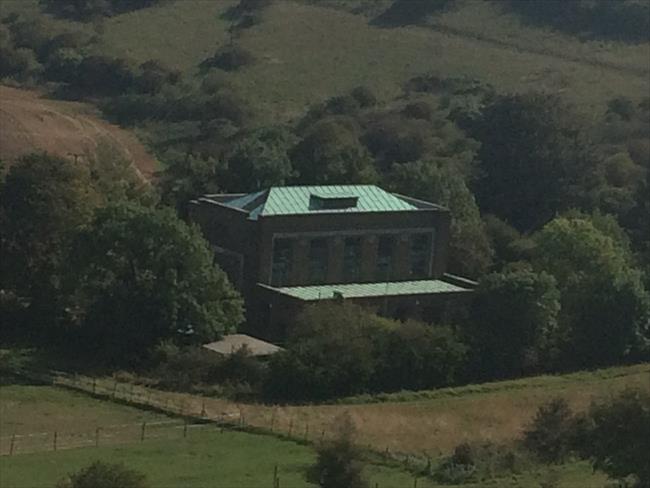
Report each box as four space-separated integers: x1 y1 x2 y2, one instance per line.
189 185 475 340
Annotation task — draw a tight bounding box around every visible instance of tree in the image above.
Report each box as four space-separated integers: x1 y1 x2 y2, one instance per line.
585 389 650 487
468 266 561 379
291 117 379 185
66 202 243 365
223 126 295 191
308 414 369 488
463 93 597 231
56 461 148 488
523 398 579 464
372 321 467 392
386 159 492 277
0 153 99 336
264 303 392 402
534 216 650 367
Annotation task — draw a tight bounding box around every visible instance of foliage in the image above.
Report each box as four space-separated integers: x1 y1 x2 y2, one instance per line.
65 202 244 365
373 0 454 27
533 216 650 367
523 398 581 464
308 414 369 488
462 93 597 231
41 0 163 21
468 266 561 378
386 159 492 277
56 461 148 488
291 117 379 184
584 389 650 487
264 303 467 402
222 126 296 191
200 45 255 72
0 153 99 339
372 321 467 392
500 0 650 43
434 441 532 484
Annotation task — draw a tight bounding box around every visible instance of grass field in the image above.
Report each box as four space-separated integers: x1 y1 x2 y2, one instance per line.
0 383 609 488
2 0 648 121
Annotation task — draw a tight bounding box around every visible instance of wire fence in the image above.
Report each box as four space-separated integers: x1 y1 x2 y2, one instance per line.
3 369 431 485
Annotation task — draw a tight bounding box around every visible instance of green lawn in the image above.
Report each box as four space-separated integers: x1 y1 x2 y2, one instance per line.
0 428 605 488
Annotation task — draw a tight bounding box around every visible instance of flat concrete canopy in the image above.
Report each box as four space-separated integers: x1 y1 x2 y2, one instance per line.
202 334 283 356
260 279 473 301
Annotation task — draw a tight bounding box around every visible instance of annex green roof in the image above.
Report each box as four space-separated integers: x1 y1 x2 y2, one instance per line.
260 279 472 301
225 185 417 219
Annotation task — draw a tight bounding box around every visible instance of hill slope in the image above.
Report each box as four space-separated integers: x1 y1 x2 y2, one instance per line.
0 86 158 179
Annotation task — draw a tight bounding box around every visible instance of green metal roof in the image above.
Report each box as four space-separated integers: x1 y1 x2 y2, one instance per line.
260 279 472 301
225 185 416 219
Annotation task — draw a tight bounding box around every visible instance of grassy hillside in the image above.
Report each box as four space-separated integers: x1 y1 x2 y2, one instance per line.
2 0 648 121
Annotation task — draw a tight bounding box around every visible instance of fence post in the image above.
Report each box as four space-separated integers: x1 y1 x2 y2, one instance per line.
413 476 418 488
273 464 278 487
95 427 100 447
201 400 206 417
304 421 309 440
92 378 97 395
183 419 188 438
270 410 276 432
10 434 15 455
140 422 146 442
53 431 58 451
320 430 325 442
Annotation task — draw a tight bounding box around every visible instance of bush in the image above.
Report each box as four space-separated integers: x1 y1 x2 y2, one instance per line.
584 389 650 487
56 461 148 488
434 441 531 484
350 86 377 108
201 45 254 72
523 398 581 464
308 414 369 488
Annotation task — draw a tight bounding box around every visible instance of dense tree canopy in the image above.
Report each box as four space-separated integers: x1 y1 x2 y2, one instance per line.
66 202 243 364
0 154 99 332
533 216 650 367
463 93 597 231
468 266 561 379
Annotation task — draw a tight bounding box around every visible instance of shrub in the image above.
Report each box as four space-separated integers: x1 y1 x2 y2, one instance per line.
201 45 254 72
350 86 377 108
584 389 650 487
308 414 369 488
56 461 148 488
523 398 579 464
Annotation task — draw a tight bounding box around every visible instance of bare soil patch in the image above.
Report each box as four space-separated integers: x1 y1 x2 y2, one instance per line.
0 86 157 179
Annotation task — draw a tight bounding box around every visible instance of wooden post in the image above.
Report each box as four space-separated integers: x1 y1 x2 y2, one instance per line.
95 428 100 447
9 434 15 456
273 464 278 487
201 400 206 417
270 411 276 432
140 422 146 442
413 477 418 488
304 421 309 440
53 431 58 451
320 430 325 442
183 419 188 438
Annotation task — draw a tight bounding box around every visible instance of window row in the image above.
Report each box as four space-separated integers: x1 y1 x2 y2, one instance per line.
270 233 434 286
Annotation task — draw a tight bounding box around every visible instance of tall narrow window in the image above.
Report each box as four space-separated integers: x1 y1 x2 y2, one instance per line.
271 238 293 286
343 237 361 282
309 238 329 283
376 235 394 280
410 233 431 278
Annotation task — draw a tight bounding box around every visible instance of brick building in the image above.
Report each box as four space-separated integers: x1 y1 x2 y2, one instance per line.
189 185 475 339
